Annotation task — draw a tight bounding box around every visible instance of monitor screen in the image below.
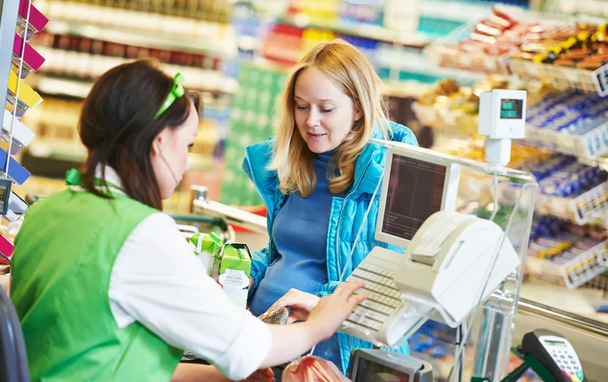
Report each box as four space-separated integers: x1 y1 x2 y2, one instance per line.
355 357 411 382
381 154 447 241
500 98 523 119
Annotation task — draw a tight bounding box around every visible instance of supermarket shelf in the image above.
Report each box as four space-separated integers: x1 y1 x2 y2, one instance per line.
544 182 606 225
30 73 238 99
32 75 91 99
554 0 608 17
277 16 433 48
419 0 493 23
510 59 608 96
525 240 608 289
521 120 608 161
376 49 485 85
46 20 237 59
383 82 433 99
26 142 215 171
412 104 608 162
501 180 608 225
412 102 479 135
27 141 87 162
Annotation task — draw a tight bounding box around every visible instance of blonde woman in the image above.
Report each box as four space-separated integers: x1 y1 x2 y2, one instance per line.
243 40 418 373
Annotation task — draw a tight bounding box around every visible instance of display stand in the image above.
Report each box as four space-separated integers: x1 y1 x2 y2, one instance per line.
0 0 47 261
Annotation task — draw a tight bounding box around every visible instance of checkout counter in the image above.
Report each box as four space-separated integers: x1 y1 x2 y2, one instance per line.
188 201 608 382
182 90 608 382
189 178 608 382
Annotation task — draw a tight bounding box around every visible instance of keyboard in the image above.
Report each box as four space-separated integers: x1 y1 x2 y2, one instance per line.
339 247 427 348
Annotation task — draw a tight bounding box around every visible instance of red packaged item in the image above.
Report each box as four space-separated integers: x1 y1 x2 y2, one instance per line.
475 22 502 37
282 356 352 382
492 6 517 26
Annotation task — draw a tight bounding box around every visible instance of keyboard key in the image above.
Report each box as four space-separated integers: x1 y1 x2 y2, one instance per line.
361 318 381 330
366 310 389 322
388 298 401 308
360 299 373 308
344 320 377 335
366 291 383 302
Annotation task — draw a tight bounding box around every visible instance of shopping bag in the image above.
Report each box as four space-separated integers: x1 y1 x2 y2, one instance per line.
282 356 352 382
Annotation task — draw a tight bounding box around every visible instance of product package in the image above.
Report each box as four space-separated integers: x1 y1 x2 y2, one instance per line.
189 231 223 274
214 243 252 309
189 233 252 309
258 306 289 325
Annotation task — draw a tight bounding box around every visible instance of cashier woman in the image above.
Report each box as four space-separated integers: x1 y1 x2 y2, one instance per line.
9 60 367 382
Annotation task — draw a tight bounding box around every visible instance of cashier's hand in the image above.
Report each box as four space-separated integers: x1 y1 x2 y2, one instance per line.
306 282 367 341
269 289 321 324
241 367 274 382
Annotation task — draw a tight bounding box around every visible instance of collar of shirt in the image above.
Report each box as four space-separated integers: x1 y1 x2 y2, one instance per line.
67 165 127 197
94 164 123 191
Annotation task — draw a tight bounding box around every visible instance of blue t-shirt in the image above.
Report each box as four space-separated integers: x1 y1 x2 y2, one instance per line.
249 150 346 368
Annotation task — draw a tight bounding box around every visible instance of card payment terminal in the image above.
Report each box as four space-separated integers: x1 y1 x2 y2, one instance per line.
520 329 586 382
347 349 433 382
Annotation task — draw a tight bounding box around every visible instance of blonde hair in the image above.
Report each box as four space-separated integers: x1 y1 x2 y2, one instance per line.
270 39 391 197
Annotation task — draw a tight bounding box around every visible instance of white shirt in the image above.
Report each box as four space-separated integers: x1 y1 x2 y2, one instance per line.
91 167 272 381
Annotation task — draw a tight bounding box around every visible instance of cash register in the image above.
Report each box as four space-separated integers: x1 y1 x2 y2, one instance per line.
339 142 520 348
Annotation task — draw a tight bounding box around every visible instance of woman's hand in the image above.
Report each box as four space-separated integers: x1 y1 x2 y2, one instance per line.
268 289 321 324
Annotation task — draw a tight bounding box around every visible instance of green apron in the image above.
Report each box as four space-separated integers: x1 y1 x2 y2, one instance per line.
11 171 182 381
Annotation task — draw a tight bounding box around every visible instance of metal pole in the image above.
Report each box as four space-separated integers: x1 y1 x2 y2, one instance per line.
0 0 19 104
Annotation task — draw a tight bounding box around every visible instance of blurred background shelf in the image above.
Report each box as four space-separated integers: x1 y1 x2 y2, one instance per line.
46 20 238 59
275 15 433 48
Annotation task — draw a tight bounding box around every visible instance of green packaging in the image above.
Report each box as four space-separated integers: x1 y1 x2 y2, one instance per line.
214 243 252 310
189 233 252 309
189 232 223 276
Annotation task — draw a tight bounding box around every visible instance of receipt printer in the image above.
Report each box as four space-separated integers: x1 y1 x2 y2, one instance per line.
348 349 433 382
395 210 520 325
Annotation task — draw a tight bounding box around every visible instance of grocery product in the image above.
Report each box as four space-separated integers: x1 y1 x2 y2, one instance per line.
258 307 289 325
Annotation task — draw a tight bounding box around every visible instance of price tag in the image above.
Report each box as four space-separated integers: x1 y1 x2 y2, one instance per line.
593 64 608 96
571 183 608 225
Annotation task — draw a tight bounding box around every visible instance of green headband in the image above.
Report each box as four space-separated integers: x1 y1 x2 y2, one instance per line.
154 73 185 119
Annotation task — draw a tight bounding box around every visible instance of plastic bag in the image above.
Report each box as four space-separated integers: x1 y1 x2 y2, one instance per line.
282 356 352 382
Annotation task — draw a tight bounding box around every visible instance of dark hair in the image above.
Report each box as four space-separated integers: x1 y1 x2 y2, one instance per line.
79 60 201 210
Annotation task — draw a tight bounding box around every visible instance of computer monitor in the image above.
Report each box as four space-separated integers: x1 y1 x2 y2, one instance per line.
375 146 461 248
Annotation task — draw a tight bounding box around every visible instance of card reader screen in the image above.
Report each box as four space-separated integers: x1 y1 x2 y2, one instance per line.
382 155 446 241
544 339 567 347
356 357 411 382
500 99 523 119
